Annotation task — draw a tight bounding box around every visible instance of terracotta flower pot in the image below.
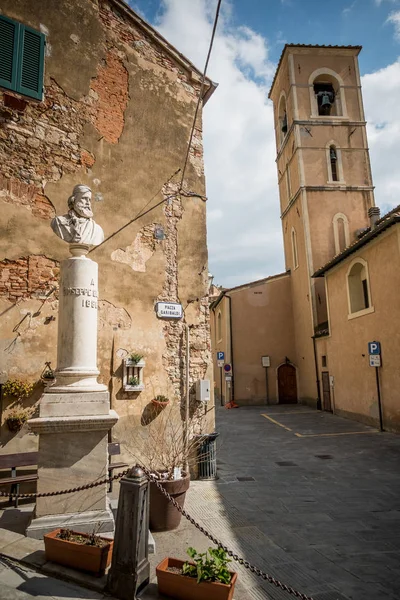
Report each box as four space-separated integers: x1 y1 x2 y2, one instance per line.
156 557 237 600
44 529 113 576
149 473 190 531
151 399 169 408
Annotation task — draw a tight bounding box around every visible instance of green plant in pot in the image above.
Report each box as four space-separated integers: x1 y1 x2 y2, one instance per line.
156 546 237 600
151 394 169 407
128 376 140 387
129 352 144 364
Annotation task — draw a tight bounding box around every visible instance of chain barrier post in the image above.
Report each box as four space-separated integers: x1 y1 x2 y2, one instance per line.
107 466 150 600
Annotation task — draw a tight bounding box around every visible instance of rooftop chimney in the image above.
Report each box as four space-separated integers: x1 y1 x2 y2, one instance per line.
368 206 380 229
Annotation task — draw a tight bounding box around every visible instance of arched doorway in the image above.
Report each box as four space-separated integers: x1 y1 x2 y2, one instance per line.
277 363 298 404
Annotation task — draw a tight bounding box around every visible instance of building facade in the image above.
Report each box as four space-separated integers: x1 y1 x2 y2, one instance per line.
0 0 215 458
211 44 399 432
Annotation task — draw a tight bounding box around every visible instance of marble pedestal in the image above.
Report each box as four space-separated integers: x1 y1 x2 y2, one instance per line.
26 244 119 538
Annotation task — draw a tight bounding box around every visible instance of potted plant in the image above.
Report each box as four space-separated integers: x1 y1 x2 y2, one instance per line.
128 376 140 387
151 394 170 408
5 405 31 432
156 546 237 600
44 527 113 577
136 405 212 531
125 352 145 366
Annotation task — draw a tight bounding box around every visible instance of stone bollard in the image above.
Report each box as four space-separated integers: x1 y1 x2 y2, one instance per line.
107 467 150 599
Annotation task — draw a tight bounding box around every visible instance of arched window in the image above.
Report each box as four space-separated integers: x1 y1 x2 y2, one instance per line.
333 213 350 254
347 259 372 315
278 92 288 145
217 311 222 341
308 68 347 119
291 227 298 269
326 141 344 183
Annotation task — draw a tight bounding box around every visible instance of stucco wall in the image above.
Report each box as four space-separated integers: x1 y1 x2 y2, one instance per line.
228 275 295 405
318 226 400 432
0 0 214 460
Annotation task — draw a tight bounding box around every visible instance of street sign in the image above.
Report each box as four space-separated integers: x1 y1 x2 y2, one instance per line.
370 355 381 367
261 356 270 367
217 351 225 361
225 375 232 382
155 302 183 319
224 364 231 373
368 341 381 355
217 360 224 368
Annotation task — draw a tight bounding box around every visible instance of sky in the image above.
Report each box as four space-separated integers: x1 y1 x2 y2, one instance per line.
128 0 400 288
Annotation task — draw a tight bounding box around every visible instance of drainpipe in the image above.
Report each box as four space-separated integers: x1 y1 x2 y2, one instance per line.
225 294 235 403
312 335 322 411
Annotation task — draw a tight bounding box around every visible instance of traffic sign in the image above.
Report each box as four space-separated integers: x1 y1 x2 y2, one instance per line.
217 351 225 361
224 364 231 373
225 375 232 382
217 360 224 368
369 355 381 367
368 341 381 355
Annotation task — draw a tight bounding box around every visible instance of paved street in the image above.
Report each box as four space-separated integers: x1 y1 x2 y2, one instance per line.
183 405 400 600
1 404 400 600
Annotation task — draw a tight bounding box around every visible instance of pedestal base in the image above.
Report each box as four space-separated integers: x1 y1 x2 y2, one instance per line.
26 502 115 539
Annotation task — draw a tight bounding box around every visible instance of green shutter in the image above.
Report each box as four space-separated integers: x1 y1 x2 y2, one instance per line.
17 24 45 100
0 15 20 92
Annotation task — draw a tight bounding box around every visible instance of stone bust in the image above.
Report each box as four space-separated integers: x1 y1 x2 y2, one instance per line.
51 185 104 246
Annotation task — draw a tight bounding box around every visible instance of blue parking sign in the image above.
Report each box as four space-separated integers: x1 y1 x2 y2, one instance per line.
217 351 225 361
368 341 381 355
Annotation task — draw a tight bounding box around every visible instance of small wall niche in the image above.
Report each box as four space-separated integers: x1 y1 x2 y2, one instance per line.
123 358 145 392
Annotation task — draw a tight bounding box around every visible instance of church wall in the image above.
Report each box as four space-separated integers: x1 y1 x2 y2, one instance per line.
229 275 295 405
0 0 214 460
320 225 400 433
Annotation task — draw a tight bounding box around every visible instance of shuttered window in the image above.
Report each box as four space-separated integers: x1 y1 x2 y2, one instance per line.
0 15 45 101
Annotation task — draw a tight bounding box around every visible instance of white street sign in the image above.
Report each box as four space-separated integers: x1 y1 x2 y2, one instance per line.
369 355 381 367
155 302 183 319
261 356 270 367
225 375 232 382
217 360 224 368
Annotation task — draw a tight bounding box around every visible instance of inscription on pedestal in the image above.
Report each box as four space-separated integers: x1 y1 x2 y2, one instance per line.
63 282 98 310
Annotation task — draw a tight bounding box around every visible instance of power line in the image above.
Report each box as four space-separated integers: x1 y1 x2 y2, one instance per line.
90 0 222 253
178 0 222 192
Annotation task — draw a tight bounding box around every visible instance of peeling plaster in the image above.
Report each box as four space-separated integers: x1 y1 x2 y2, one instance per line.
98 300 132 330
111 225 158 272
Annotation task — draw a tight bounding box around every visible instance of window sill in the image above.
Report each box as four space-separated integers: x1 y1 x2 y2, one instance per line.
326 181 346 186
348 306 375 320
310 115 349 121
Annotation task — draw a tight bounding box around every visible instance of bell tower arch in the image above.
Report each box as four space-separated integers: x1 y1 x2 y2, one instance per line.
269 44 375 403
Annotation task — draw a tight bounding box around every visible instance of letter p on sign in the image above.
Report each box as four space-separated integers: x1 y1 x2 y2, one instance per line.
368 341 381 355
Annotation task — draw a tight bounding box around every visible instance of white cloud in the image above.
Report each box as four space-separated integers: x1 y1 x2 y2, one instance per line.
362 59 400 214
387 10 400 39
154 0 282 288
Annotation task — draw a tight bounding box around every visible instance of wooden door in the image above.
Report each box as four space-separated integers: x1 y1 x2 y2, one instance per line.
321 371 332 412
278 364 297 404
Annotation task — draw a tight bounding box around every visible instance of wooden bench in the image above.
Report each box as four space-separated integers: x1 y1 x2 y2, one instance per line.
0 444 128 506
0 452 38 508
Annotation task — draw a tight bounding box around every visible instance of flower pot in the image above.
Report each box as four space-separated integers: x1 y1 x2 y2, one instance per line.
6 418 24 432
44 529 113 576
149 473 190 531
151 399 169 408
156 557 237 600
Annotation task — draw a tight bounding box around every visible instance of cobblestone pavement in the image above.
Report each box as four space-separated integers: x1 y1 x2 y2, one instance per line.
150 405 400 600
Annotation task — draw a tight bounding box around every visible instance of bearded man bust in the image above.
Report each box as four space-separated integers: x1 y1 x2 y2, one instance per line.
51 184 104 246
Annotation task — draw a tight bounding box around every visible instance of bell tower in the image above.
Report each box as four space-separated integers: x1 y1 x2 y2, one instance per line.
269 45 375 403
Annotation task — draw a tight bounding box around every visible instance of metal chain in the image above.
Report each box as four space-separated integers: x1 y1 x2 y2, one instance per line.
0 468 130 499
140 466 315 600
0 464 314 599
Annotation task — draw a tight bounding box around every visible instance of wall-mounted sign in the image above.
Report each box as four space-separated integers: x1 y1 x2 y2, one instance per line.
225 375 232 382
217 360 224 368
224 364 231 373
217 351 225 361
368 341 381 355
155 302 183 319
261 356 270 367
369 355 381 367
